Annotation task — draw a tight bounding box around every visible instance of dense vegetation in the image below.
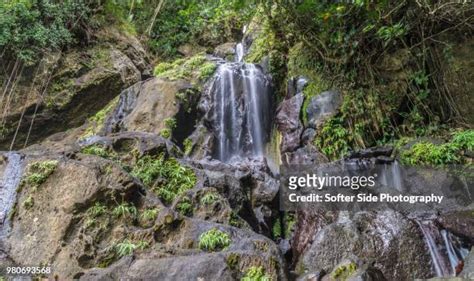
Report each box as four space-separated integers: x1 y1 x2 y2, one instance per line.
1 0 472 163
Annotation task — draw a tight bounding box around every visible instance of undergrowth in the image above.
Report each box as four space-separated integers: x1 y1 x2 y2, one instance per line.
400 130 474 166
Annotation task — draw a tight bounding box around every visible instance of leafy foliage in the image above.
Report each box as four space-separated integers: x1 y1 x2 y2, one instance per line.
131 154 196 204
115 239 137 257
198 228 231 252
140 0 256 58
400 130 474 166
112 202 137 219
87 202 107 218
241 266 270 281
0 0 91 64
154 54 216 82
23 160 58 188
140 207 159 222
332 262 357 280
200 192 219 206
176 197 193 216
81 144 114 159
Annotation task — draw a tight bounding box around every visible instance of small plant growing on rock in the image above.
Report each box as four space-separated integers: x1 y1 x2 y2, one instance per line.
229 211 243 228
112 202 137 219
115 239 149 258
87 202 107 217
160 128 172 139
115 240 137 257
198 228 231 252
160 117 177 139
176 197 193 216
136 240 149 250
226 253 240 270
140 208 159 222
200 192 219 205
131 155 196 204
23 160 58 188
183 138 193 155
241 266 270 281
331 262 357 280
164 117 177 130
23 196 34 209
81 144 112 159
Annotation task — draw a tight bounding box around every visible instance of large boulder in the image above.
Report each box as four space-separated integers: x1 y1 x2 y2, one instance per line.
120 78 192 135
437 211 474 242
214 42 237 61
5 154 146 278
306 90 343 129
276 93 304 153
297 211 433 280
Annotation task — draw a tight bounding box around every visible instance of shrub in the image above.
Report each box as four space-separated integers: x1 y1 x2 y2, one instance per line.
241 266 270 281
198 62 217 80
199 228 231 252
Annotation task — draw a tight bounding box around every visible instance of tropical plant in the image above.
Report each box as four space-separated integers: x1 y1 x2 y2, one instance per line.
198 228 231 252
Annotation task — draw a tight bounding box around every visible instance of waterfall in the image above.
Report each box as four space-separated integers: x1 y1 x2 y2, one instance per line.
103 82 141 134
212 45 271 162
235 43 244 62
0 152 24 238
379 160 404 191
415 220 469 277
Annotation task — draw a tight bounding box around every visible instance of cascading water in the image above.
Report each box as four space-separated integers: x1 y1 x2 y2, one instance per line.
415 219 469 277
0 152 24 239
211 42 272 162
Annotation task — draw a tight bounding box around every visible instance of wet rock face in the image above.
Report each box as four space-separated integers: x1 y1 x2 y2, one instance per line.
282 145 328 166
306 90 342 129
214 42 237 61
437 211 474 243
276 93 304 153
462 249 474 279
297 211 433 280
